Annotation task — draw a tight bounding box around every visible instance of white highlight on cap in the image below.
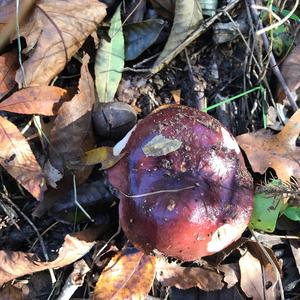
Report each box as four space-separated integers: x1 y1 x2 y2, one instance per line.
207 223 241 253
113 125 136 156
208 150 231 177
221 127 240 153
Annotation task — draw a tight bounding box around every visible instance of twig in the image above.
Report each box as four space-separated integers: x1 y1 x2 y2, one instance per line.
16 0 27 87
248 0 298 111
57 259 90 300
255 0 299 35
1 193 56 284
72 174 94 223
151 0 242 74
93 223 121 263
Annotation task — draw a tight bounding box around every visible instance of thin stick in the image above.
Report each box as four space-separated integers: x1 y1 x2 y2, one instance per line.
151 0 242 74
16 0 27 87
72 174 94 222
119 185 196 199
255 0 299 35
248 0 298 111
1 193 56 284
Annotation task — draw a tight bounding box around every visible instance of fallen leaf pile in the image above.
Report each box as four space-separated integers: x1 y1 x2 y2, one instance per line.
0 0 299 299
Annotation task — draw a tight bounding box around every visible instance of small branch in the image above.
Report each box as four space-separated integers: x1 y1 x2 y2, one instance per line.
255 0 299 36
248 0 298 111
1 193 56 284
151 0 242 74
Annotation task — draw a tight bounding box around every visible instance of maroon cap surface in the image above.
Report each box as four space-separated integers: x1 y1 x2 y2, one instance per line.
108 105 253 261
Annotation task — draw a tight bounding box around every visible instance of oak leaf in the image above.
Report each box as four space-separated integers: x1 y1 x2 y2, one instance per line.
0 116 45 200
0 52 18 99
94 247 156 300
0 86 67 115
236 109 300 182
0 227 98 285
15 0 107 87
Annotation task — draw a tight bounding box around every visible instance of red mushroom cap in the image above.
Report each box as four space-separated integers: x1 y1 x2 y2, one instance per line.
108 105 253 261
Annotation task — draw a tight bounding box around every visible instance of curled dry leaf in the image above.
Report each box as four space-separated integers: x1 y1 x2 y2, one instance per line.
277 43 300 103
156 258 223 291
15 0 107 87
0 228 98 285
94 247 156 300
50 54 95 175
236 109 300 182
0 52 18 99
0 86 67 115
0 116 45 200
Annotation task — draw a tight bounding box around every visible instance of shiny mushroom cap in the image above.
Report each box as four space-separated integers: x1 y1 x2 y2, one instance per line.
108 105 253 261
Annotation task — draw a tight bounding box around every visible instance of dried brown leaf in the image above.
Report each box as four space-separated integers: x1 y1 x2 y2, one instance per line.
0 228 98 285
239 251 265 300
0 285 23 300
236 109 300 182
0 116 45 200
15 0 107 87
156 258 223 291
218 263 239 288
0 52 18 99
0 86 67 115
239 241 280 300
94 247 156 300
50 54 95 174
277 43 300 103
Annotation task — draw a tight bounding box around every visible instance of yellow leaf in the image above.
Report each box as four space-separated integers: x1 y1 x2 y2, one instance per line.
94 247 156 300
82 146 125 170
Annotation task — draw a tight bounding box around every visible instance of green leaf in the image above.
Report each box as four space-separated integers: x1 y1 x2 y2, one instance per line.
95 5 124 103
250 194 284 232
284 206 300 221
151 0 203 74
124 19 165 61
250 180 286 232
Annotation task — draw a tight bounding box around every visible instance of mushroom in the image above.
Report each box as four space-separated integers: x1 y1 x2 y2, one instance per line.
107 105 253 261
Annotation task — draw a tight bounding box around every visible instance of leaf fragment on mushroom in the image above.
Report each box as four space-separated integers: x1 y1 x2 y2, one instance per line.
142 134 182 157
